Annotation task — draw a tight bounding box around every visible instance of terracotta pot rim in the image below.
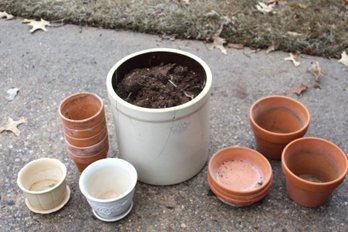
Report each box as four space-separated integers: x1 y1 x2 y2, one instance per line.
209 179 269 206
208 146 273 195
208 174 272 200
65 133 108 150
67 148 108 159
63 118 106 133
282 137 348 188
249 95 310 138
59 92 104 125
64 127 107 143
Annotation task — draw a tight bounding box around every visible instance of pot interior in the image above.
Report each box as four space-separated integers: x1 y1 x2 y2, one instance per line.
210 147 272 192
85 167 132 200
112 51 206 91
61 93 102 120
19 160 65 192
252 97 308 134
284 141 347 183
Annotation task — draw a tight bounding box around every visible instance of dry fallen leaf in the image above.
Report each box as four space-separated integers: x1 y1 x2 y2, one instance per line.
227 43 244 49
284 53 300 67
292 84 308 96
0 117 27 136
22 18 50 33
211 36 227 54
256 2 275 13
309 61 325 82
266 44 277 53
6 87 19 101
177 0 190 4
0 11 14 20
210 23 227 54
287 31 303 37
338 51 348 67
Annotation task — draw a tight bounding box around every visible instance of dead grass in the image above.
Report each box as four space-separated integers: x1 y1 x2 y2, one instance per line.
1 0 347 57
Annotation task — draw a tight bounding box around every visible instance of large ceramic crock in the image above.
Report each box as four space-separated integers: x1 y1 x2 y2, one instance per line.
106 48 212 185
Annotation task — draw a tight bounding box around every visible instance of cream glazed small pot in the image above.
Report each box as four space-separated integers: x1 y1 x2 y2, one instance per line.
17 158 70 214
79 158 137 222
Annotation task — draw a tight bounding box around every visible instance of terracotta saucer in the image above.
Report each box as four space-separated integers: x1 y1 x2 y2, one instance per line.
92 201 133 222
25 185 71 214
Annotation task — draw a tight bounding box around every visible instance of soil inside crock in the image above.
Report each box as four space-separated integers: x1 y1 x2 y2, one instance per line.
216 160 264 191
115 63 205 108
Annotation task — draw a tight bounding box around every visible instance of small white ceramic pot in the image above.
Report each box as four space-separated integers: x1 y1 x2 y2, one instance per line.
79 158 137 222
17 158 70 214
106 48 212 185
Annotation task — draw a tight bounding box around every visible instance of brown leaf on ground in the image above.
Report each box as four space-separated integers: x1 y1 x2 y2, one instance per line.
309 61 325 82
292 84 308 96
0 11 14 20
227 43 244 49
0 117 27 136
290 3 307 9
22 18 50 33
338 51 348 67
284 52 300 67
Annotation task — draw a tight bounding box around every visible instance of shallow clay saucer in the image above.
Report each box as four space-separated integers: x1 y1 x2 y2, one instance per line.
208 146 272 206
92 201 134 222
25 185 71 214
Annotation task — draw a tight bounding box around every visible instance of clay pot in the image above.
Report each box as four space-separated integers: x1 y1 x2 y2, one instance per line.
64 127 108 147
249 95 310 160
68 149 108 172
59 92 105 130
106 48 212 185
282 137 348 207
208 146 272 206
62 118 106 138
66 133 109 157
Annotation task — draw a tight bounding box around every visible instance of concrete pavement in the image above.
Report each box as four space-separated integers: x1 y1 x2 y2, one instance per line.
0 19 347 231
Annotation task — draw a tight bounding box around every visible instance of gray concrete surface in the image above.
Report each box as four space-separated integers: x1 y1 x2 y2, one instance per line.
0 19 347 231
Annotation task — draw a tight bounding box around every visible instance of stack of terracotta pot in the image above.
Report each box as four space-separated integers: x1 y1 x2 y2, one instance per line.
59 92 109 172
208 146 273 207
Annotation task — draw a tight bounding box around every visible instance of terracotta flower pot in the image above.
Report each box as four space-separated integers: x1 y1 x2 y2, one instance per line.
249 95 310 160
65 133 109 157
106 48 212 185
62 118 107 138
208 146 272 206
68 149 108 172
64 127 108 147
282 137 348 207
59 92 105 130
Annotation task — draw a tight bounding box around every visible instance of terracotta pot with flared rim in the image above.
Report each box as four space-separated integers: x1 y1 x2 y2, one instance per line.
62 118 107 138
106 48 212 185
59 92 105 130
64 127 108 147
68 149 108 172
208 146 272 196
65 133 109 156
282 137 348 207
249 95 310 160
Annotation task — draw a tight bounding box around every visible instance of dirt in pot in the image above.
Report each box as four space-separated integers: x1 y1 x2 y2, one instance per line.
116 63 205 108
